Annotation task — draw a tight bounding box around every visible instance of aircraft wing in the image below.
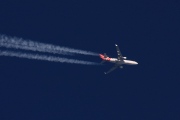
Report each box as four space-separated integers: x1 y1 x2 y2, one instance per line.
104 64 119 74
115 44 123 60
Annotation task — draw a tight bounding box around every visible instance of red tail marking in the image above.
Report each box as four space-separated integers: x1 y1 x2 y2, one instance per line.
99 54 112 61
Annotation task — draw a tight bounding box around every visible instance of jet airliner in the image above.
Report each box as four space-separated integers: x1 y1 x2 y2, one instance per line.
99 44 138 74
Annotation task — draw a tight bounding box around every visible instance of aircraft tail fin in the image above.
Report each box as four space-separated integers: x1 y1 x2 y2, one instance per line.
104 53 108 58
99 53 108 64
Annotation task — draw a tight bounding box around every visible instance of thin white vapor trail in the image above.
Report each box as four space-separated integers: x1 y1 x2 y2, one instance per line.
0 35 98 56
0 50 99 65
0 42 71 55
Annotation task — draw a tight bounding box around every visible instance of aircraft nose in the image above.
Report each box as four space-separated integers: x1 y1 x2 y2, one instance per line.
135 62 138 65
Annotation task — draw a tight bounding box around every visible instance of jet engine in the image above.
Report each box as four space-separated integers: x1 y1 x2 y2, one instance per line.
123 57 127 59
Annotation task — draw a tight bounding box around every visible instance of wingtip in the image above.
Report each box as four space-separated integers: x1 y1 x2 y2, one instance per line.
115 44 118 46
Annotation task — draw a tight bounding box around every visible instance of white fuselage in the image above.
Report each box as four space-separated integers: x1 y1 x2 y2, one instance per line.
109 58 138 65
108 58 138 65
99 54 138 65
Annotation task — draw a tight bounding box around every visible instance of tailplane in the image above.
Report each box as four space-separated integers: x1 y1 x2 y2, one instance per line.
100 53 108 64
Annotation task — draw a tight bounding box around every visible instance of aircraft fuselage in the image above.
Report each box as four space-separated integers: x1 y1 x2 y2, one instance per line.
99 54 138 65
109 58 138 65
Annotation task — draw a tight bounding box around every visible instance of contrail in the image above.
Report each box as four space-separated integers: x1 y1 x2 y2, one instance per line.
0 42 72 55
0 50 99 65
0 35 98 56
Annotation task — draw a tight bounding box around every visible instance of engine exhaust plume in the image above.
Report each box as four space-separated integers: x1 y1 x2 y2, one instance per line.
0 50 99 65
0 35 98 56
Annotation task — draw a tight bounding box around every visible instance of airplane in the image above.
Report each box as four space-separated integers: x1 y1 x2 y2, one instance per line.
99 44 138 74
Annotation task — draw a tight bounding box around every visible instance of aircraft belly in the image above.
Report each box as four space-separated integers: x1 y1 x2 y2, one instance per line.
110 61 116 63
124 60 137 65
113 60 124 65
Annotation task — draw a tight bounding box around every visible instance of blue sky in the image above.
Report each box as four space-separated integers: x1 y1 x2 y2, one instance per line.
0 0 180 120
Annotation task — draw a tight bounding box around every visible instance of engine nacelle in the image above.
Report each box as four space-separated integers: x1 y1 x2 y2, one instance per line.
123 57 127 59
